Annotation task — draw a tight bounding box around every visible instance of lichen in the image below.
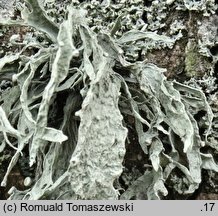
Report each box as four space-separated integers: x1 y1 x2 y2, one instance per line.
0 0 218 200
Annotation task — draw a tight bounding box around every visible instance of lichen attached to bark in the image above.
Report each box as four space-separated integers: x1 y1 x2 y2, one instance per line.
0 0 217 200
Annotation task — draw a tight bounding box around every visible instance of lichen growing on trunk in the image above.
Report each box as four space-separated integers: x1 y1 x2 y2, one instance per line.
0 0 218 200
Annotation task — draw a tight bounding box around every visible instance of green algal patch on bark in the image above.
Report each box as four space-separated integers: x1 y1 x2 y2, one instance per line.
185 39 199 77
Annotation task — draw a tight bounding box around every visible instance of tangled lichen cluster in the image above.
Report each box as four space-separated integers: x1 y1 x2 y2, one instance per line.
0 0 218 200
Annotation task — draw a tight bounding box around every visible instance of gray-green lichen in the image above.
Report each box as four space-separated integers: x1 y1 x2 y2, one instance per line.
0 0 218 200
